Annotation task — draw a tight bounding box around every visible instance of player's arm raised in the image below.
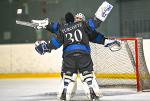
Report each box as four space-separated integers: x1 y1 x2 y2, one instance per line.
31 18 59 34
87 1 113 29
95 1 113 22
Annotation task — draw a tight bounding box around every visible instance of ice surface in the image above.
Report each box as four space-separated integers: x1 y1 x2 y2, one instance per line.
0 78 150 101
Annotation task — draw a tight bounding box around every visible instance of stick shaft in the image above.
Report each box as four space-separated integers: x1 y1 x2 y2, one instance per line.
16 20 37 28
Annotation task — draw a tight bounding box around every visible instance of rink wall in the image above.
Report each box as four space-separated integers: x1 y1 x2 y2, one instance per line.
0 44 63 78
0 40 150 78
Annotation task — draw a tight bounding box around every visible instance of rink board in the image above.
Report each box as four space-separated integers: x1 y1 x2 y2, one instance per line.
0 40 150 79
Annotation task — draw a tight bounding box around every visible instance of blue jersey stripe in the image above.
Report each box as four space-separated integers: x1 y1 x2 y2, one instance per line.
93 33 104 43
88 19 95 31
51 36 61 48
52 21 59 34
64 44 91 53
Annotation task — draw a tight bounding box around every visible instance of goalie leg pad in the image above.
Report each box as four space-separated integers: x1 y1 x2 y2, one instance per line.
57 72 77 101
80 71 103 100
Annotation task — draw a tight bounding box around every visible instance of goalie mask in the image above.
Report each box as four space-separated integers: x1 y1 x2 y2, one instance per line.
75 13 85 22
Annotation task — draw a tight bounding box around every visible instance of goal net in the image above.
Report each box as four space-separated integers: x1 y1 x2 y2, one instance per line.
90 38 150 91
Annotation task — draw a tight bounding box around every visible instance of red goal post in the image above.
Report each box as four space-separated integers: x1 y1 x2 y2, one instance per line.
120 38 140 91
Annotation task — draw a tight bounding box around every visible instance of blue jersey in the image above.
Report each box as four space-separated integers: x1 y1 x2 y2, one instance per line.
46 19 105 57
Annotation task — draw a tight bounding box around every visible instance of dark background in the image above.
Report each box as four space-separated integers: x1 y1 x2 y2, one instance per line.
0 0 150 44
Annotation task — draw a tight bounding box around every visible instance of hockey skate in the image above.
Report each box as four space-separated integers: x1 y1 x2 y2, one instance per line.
60 88 67 101
89 87 101 101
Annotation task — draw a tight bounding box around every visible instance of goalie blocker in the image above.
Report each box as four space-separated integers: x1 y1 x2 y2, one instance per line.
95 1 113 22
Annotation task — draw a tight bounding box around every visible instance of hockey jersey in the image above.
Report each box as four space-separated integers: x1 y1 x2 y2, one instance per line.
46 20 105 57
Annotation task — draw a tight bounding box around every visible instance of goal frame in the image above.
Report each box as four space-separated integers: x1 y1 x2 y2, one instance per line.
120 38 140 92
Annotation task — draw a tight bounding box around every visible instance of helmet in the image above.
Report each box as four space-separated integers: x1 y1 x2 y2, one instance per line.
65 12 74 23
75 13 85 21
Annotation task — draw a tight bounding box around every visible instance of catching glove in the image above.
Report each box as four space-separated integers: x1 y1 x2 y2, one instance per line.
104 39 122 52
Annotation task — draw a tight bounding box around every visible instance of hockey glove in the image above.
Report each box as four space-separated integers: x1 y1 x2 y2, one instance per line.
104 39 121 52
95 1 113 22
35 40 51 55
31 18 49 30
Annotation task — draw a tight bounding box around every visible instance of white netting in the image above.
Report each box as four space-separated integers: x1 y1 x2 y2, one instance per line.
90 38 150 91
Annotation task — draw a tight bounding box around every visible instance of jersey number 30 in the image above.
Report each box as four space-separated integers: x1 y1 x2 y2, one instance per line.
65 29 83 43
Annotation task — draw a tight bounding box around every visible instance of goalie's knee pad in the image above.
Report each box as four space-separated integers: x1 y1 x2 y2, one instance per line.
80 71 103 100
57 72 77 101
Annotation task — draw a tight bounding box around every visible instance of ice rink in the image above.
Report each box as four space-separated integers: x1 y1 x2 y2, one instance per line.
0 78 150 101
1 0 150 101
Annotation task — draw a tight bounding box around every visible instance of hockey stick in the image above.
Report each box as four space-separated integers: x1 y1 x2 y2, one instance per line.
16 9 38 28
16 20 38 28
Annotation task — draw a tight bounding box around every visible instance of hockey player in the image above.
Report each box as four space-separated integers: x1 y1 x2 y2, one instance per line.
15 1 120 100
35 12 101 101
34 11 121 101
33 1 119 101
